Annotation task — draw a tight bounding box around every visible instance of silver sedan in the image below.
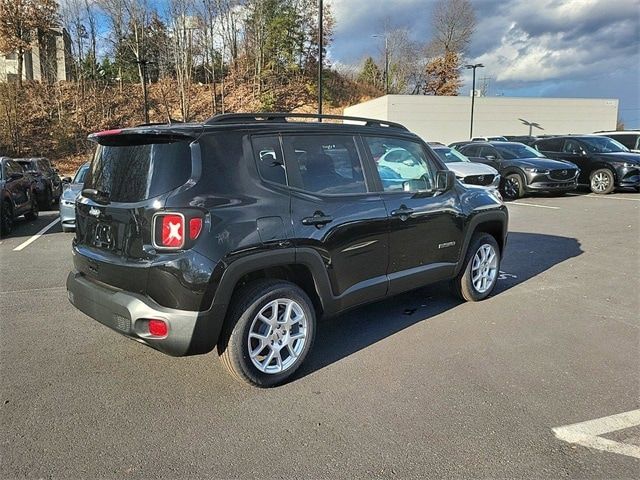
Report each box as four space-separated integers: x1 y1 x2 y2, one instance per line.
59 163 89 232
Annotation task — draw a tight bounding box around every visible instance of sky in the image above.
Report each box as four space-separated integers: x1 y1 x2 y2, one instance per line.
328 0 640 128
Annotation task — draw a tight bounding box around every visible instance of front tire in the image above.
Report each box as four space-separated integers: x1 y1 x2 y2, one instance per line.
502 173 525 200
590 169 615 194
452 233 501 302
218 279 316 387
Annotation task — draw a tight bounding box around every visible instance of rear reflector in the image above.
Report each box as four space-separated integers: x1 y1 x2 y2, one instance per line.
157 213 185 249
189 217 203 240
148 319 168 337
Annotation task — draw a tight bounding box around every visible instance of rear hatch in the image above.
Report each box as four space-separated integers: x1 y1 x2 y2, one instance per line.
74 129 200 291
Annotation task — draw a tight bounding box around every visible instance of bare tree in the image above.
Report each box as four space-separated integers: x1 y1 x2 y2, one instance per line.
430 0 476 55
98 0 150 115
423 0 476 96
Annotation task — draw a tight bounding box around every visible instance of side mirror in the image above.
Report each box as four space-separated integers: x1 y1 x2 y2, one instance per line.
435 170 456 192
62 176 72 183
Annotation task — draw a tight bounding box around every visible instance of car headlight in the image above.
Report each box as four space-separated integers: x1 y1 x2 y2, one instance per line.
524 167 550 174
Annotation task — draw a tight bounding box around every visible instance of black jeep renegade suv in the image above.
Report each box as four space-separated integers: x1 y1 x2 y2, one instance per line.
67 113 508 387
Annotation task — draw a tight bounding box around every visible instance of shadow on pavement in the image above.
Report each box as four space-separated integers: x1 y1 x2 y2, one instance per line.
295 231 583 381
1 207 62 241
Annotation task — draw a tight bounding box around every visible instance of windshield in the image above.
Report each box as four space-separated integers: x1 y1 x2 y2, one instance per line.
494 143 545 159
73 164 89 183
580 137 628 153
434 147 469 163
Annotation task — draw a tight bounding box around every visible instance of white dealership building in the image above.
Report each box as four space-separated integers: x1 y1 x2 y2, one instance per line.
344 95 619 145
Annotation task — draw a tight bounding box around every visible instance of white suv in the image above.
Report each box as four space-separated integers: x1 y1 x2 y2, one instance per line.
594 131 640 153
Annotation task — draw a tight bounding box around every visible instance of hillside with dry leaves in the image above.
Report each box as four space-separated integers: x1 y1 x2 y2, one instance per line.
0 73 381 174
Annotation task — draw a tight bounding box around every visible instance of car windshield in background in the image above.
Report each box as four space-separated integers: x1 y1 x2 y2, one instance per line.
73 165 89 183
434 147 469 163
494 143 545 159
580 137 628 153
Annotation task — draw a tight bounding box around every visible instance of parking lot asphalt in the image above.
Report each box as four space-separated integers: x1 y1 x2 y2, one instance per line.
1 192 639 479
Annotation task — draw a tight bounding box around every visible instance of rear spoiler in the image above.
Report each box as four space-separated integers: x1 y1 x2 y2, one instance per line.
88 126 203 146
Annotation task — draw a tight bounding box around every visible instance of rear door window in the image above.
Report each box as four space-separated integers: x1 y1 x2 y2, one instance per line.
282 135 366 195
84 137 193 203
535 138 563 152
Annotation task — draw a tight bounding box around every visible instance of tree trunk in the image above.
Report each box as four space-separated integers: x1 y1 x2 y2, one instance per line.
17 50 24 88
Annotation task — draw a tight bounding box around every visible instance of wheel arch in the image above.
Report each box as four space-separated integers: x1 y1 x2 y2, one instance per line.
455 209 508 275
210 249 333 325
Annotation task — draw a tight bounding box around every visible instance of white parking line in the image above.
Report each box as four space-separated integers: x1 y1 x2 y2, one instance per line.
566 193 640 202
12 217 60 252
552 409 640 459
509 202 560 210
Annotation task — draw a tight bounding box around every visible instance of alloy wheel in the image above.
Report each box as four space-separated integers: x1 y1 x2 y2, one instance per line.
504 177 519 199
591 172 611 193
247 298 308 374
471 244 498 293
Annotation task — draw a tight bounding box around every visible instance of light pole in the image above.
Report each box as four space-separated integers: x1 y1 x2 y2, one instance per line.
464 63 484 139
372 34 389 94
318 0 323 116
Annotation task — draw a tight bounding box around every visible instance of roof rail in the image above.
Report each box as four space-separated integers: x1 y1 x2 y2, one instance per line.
204 112 409 131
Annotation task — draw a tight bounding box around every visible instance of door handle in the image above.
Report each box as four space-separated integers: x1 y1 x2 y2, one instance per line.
302 211 333 227
390 205 414 219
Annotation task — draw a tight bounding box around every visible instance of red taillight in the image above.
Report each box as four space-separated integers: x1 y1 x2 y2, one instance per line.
189 217 203 240
148 319 168 337
157 213 185 249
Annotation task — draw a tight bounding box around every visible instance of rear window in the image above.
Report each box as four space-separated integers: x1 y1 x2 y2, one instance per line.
84 139 193 202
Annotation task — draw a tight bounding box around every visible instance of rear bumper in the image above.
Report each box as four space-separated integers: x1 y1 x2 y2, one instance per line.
66 270 225 356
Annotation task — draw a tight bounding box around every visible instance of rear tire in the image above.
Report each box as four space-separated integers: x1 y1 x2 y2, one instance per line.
24 197 38 221
218 279 316 387
42 187 53 210
452 233 501 302
502 173 525 200
590 169 615 194
1 201 13 236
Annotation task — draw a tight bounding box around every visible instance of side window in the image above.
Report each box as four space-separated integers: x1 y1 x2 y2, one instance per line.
562 139 582 154
252 136 287 186
5 161 20 176
38 159 52 173
609 135 636 150
282 135 366 195
536 138 563 152
461 144 479 156
479 146 499 159
364 136 436 193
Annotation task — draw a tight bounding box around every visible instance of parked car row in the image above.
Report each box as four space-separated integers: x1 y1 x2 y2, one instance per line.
447 133 640 198
0 156 68 236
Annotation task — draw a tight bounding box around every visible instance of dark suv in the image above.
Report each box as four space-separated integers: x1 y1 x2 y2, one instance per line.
458 141 579 199
533 135 640 194
15 157 62 208
66 113 508 387
1 157 39 235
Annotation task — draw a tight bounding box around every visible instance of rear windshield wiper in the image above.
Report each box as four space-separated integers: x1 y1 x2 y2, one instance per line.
82 188 111 205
